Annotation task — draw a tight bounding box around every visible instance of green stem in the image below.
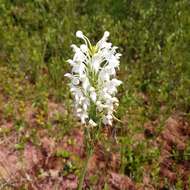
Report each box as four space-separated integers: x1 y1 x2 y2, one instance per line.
78 120 101 189
78 148 93 190
120 138 125 174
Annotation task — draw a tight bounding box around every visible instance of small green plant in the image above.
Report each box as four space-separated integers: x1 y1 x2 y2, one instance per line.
121 137 160 182
55 149 70 159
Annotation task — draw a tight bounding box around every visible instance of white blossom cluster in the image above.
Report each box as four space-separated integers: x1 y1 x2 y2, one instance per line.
65 31 122 126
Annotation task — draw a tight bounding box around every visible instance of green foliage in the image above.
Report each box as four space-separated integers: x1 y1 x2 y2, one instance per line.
0 0 189 111
121 137 160 181
55 149 70 158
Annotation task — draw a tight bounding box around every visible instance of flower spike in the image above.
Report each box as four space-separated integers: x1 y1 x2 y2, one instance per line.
65 31 122 126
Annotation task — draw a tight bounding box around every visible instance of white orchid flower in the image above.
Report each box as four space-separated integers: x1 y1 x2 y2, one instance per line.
65 31 122 126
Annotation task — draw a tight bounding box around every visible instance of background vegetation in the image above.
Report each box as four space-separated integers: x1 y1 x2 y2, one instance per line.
0 0 190 189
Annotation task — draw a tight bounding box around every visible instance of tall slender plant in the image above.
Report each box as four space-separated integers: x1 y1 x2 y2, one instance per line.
65 31 122 189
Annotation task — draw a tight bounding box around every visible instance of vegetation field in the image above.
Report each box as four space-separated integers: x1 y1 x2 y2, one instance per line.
0 0 190 189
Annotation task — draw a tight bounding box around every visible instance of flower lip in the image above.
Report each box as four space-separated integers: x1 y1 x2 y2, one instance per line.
76 31 84 38
80 44 88 52
67 59 75 65
89 119 97 127
64 73 72 78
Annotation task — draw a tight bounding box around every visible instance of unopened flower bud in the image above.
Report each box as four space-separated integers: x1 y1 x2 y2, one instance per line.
76 31 84 38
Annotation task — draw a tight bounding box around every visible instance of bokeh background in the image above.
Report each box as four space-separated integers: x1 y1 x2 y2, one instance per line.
0 0 190 189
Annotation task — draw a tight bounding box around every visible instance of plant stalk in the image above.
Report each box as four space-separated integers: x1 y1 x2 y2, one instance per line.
78 148 93 190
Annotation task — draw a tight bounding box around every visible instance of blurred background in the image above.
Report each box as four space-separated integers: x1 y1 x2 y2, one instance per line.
0 0 189 113
0 0 190 189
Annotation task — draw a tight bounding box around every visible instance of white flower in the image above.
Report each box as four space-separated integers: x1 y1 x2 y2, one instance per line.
90 91 97 102
102 114 113 126
89 119 97 127
65 31 122 126
76 31 84 38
